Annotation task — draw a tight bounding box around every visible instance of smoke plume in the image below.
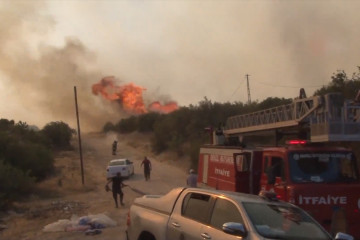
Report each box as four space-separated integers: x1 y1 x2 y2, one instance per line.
0 1 129 131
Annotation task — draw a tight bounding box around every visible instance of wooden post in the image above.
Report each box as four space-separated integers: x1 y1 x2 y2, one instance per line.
74 86 85 185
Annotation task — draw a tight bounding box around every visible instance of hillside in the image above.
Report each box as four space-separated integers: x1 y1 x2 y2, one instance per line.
0 131 190 240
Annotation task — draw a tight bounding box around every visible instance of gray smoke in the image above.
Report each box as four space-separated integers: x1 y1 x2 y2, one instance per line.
0 1 125 131
270 1 360 87
1 1 360 131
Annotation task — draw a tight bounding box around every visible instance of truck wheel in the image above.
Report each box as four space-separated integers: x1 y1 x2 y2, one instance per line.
138 231 155 240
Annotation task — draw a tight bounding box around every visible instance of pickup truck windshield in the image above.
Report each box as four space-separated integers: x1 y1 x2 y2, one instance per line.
243 202 330 240
288 152 359 183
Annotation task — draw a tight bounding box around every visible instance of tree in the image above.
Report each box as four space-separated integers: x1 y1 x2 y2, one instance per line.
314 67 360 99
103 122 115 132
0 160 35 210
41 121 75 150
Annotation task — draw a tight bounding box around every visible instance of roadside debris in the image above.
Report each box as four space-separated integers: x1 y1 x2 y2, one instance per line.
43 213 116 234
27 200 88 219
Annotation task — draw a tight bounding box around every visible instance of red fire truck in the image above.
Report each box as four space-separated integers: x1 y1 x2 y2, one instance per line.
198 92 360 238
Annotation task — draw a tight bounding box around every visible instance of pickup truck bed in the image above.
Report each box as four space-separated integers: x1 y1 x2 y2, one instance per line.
133 188 184 215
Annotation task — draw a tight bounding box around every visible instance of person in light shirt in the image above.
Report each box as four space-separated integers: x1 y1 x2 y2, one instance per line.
186 169 198 187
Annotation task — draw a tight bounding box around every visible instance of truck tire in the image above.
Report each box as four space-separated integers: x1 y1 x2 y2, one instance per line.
138 231 155 240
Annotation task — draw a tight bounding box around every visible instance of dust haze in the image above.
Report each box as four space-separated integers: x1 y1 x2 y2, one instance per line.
271 1 360 87
0 1 128 131
0 1 360 131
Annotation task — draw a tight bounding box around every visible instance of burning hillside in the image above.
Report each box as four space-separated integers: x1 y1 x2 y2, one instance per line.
92 76 178 114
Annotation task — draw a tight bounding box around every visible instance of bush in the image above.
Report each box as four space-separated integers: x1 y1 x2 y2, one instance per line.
116 116 138 133
41 121 75 150
0 160 35 210
137 112 161 132
103 122 116 132
0 118 15 131
3 141 54 181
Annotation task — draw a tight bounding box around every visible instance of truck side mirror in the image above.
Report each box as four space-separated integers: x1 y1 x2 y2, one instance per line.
222 222 247 237
335 232 354 240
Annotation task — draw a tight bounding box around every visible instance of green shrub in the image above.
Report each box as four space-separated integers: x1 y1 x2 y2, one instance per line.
116 116 138 133
0 118 15 131
41 121 75 150
4 141 54 181
0 160 35 210
137 112 161 132
103 122 115 132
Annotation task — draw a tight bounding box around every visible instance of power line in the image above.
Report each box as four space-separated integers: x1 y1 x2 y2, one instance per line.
253 80 324 89
229 78 246 101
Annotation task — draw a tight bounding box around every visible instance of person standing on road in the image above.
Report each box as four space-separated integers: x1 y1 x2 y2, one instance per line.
186 169 198 187
106 172 127 208
141 156 152 181
112 140 118 155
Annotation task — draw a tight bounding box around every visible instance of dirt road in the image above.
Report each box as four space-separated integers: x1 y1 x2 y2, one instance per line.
0 132 189 240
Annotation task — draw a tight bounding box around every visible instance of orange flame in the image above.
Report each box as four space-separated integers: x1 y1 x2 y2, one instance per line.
148 101 179 114
92 76 178 114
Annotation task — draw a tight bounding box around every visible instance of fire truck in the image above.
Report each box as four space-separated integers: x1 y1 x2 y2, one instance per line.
197 91 360 238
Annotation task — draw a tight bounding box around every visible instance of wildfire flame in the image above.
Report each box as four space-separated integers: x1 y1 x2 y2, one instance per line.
92 76 178 114
148 101 179 114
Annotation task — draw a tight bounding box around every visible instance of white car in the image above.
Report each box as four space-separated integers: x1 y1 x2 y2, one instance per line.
106 158 134 179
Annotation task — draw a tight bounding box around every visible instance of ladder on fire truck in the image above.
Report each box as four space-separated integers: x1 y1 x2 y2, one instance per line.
223 92 360 142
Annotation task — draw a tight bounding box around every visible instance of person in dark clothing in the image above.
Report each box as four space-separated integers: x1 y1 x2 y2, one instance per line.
112 140 118 155
106 172 127 208
140 156 152 181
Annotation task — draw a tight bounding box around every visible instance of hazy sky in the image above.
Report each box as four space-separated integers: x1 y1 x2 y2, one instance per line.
1 0 359 131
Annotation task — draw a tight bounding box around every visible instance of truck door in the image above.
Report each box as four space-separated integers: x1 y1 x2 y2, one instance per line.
233 152 251 194
167 192 214 240
202 155 209 184
261 155 287 200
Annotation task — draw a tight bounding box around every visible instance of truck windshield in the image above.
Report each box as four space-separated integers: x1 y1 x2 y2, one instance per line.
243 202 331 240
288 152 359 183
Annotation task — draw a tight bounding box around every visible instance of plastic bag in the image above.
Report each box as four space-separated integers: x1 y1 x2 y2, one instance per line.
43 219 72 232
65 224 91 232
43 213 116 232
88 213 117 227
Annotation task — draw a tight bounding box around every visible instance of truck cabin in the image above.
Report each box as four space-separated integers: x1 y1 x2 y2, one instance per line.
261 142 360 188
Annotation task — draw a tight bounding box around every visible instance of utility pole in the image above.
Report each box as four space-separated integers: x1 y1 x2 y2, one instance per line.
74 86 85 185
246 74 251 104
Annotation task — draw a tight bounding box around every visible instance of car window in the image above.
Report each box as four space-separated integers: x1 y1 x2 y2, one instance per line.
109 161 125 166
182 193 211 223
126 159 132 164
243 202 330 239
289 152 358 183
210 198 244 230
235 153 251 172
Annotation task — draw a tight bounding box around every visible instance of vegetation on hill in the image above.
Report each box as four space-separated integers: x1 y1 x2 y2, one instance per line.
0 120 75 209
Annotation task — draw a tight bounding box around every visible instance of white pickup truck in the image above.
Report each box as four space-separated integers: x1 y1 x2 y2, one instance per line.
126 187 353 240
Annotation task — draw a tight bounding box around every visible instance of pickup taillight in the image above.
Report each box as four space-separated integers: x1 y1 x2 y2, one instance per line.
127 210 131 226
